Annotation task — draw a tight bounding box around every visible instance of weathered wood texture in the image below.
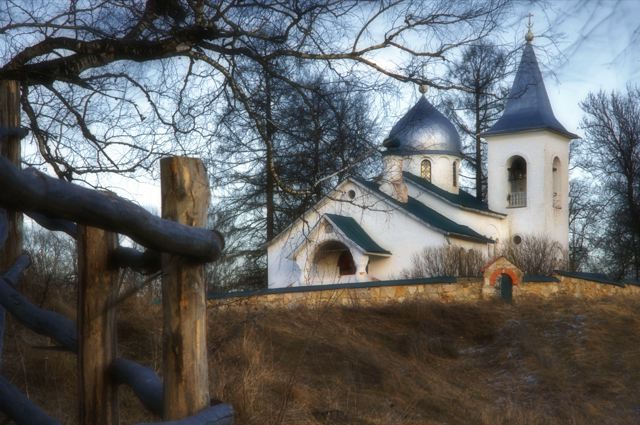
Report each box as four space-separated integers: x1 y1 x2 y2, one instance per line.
111 358 164 416
0 209 7 364
0 255 77 351
77 226 119 425
0 269 166 417
136 404 234 425
0 375 61 425
0 159 224 261
2 253 30 287
0 209 7 248
0 250 28 365
0 80 23 367
26 210 78 239
161 157 211 420
113 246 161 273
0 80 22 271
0 252 229 423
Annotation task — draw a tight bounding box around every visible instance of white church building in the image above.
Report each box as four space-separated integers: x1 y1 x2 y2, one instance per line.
267 32 578 289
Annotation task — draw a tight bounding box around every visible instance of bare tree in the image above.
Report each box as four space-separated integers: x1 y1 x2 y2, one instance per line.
568 178 605 272
578 87 640 279
0 1 509 184
441 41 511 200
209 73 380 291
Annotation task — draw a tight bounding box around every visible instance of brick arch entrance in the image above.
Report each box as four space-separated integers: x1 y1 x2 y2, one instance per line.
489 268 519 287
481 256 523 300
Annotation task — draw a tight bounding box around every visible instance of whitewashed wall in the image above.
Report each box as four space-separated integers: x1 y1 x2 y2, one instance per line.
485 130 570 250
403 154 460 194
267 179 482 288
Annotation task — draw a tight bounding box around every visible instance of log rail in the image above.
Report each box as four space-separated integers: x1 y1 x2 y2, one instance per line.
0 157 224 262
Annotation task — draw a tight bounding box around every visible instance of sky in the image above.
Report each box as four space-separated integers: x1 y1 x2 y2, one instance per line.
534 0 640 136
74 0 640 211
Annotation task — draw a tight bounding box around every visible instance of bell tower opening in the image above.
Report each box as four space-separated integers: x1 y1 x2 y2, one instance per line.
552 156 561 209
507 156 527 208
452 160 458 188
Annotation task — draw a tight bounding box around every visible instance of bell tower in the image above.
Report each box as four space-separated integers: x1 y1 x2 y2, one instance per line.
483 23 577 251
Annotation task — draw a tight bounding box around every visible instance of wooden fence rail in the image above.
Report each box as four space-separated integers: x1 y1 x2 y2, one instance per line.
0 157 224 261
0 375 61 425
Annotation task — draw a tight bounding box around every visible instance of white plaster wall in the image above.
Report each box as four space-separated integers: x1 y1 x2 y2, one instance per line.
405 180 508 249
268 180 458 288
403 154 460 195
485 131 570 250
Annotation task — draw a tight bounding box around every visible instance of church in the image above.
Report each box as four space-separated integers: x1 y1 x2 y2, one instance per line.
267 31 578 289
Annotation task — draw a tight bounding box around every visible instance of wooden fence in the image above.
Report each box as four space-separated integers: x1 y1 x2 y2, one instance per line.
0 79 233 424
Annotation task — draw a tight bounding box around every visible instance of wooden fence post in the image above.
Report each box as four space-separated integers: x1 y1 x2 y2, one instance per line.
77 226 119 425
0 80 22 271
160 157 211 420
0 80 23 367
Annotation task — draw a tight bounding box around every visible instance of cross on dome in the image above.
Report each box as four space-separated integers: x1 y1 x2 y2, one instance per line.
525 13 534 43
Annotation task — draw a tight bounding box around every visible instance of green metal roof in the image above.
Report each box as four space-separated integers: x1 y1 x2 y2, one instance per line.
555 270 625 287
523 274 559 283
403 172 504 216
354 178 494 244
325 214 391 255
208 276 458 300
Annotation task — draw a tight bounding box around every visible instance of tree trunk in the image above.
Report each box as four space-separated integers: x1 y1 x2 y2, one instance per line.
160 157 211 420
474 89 483 201
264 71 275 241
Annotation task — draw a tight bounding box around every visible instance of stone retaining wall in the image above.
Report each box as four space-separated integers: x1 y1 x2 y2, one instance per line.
210 278 482 309
209 274 640 309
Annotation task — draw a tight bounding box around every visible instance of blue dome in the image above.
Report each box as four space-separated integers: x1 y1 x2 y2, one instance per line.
383 96 462 157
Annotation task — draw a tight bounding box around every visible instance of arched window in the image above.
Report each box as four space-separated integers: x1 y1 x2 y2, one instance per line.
552 157 561 209
421 159 431 181
507 156 527 207
452 161 458 187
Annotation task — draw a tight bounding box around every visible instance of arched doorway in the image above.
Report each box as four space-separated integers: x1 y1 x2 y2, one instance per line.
497 273 513 302
311 241 355 283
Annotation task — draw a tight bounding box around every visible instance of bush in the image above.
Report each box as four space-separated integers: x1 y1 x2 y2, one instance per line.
401 246 485 278
500 234 567 275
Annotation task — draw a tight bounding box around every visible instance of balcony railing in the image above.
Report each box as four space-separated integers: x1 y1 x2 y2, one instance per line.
508 191 527 208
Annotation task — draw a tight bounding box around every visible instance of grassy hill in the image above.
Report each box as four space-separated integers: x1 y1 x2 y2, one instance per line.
3 293 640 424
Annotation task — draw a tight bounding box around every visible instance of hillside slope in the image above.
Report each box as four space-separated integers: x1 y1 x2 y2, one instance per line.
3 295 640 424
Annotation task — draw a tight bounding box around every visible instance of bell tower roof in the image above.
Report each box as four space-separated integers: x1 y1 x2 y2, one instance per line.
483 40 578 139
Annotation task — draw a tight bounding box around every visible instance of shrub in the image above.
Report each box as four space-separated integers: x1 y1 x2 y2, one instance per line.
500 234 567 275
401 246 485 278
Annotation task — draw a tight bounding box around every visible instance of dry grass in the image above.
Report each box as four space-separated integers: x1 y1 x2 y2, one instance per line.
3 287 640 424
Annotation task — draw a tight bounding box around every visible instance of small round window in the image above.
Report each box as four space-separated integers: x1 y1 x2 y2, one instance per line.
347 189 356 200
512 235 522 245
